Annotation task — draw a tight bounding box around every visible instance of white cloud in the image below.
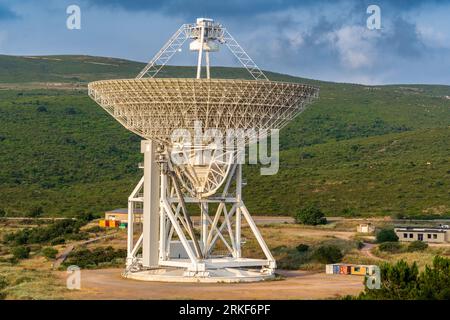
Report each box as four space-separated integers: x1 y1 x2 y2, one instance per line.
417 25 450 49
326 25 380 69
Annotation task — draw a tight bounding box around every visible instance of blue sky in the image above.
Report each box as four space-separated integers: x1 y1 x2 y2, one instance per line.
1 0 450 85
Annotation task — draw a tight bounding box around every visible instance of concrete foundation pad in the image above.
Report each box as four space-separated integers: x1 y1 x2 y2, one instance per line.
123 267 275 283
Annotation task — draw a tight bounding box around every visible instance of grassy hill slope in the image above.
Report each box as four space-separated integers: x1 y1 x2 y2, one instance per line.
0 55 449 217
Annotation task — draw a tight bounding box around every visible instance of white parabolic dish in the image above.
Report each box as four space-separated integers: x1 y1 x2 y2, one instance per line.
88 78 319 144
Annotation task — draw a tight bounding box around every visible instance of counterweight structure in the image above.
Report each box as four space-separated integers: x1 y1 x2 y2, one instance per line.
88 18 319 282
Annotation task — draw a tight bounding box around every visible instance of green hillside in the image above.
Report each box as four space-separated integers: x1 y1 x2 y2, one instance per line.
0 55 449 217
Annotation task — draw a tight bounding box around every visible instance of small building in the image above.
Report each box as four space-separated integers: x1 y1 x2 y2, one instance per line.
104 208 143 223
394 226 450 243
326 263 377 276
357 223 375 234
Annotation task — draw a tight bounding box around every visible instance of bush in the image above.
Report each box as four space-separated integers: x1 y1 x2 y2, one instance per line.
36 106 47 112
407 241 428 252
50 237 66 245
272 245 310 270
0 275 8 300
340 208 361 217
376 229 399 243
62 246 126 269
85 226 104 233
65 107 78 115
42 247 58 260
78 212 95 222
0 275 8 290
4 219 83 245
296 244 309 253
64 232 89 241
0 208 6 217
312 245 343 264
28 206 43 218
378 241 402 253
11 246 30 260
295 204 327 226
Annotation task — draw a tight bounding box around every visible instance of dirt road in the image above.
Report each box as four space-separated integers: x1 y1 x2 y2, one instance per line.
63 269 364 300
360 243 385 261
53 233 118 269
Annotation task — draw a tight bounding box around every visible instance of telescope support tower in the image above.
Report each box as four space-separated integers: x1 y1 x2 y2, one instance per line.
124 141 276 282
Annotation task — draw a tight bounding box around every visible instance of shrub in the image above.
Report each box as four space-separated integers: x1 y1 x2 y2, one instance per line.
28 206 43 218
64 232 89 241
376 229 399 243
407 241 428 252
50 237 66 245
378 241 402 253
312 245 343 264
340 208 360 217
78 212 95 222
62 246 126 269
0 208 6 217
0 275 8 290
357 241 365 249
295 204 327 226
42 247 58 260
11 246 30 260
36 106 47 112
272 245 310 269
85 226 104 233
65 107 78 115
296 244 309 253
4 219 83 245
0 275 8 300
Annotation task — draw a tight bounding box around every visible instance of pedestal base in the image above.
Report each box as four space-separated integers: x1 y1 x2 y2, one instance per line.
123 266 275 283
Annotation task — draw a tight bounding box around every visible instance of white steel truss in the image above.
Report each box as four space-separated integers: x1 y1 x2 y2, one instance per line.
125 150 276 276
88 17 320 281
136 24 190 79
135 19 269 81
221 29 268 81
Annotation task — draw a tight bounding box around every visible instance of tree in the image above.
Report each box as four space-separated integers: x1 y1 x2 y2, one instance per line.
11 246 30 260
417 256 450 300
376 228 399 243
28 206 43 218
359 256 450 300
295 204 327 226
42 247 58 260
312 245 343 264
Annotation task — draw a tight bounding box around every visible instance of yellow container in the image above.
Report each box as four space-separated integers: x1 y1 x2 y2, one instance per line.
109 220 116 228
99 220 106 227
351 266 367 275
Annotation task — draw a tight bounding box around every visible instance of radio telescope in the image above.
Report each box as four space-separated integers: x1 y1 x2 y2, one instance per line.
88 18 319 282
